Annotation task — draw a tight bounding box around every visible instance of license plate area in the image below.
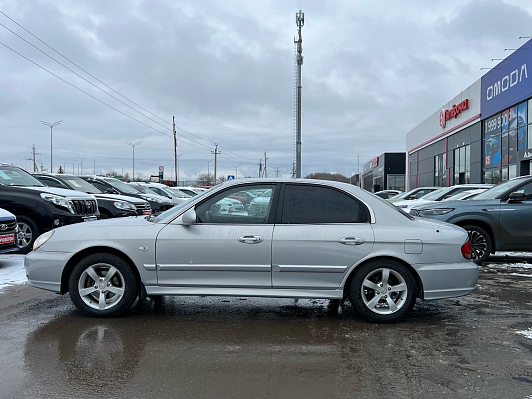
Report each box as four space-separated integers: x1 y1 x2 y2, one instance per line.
83 216 98 222
0 233 15 244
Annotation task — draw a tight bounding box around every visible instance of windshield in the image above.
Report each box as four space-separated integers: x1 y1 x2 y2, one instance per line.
61 176 102 194
474 178 529 200
174 188 198 196
105 178 141 194
152 189 211 222
164 187 190 198
0 166 45 187
419 187 450 201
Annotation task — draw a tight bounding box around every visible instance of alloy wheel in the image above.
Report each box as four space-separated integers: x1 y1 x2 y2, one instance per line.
360 267 408 315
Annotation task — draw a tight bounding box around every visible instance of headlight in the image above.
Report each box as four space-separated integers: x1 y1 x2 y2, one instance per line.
33 230 54 251
40 193 75 214
418 208 454 216
114 201 136 211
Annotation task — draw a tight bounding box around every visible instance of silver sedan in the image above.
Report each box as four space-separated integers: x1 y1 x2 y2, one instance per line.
25 179 478 323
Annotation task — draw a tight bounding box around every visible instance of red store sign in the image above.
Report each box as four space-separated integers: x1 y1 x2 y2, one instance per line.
372 156 379 168
439 99 469 128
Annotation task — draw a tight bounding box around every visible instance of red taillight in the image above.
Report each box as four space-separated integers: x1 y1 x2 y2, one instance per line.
461 240 472 260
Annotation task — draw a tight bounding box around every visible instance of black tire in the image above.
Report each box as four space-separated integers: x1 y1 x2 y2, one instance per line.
463 225 492 264
15 215 40 254
349 259 418 323
68 253 138 317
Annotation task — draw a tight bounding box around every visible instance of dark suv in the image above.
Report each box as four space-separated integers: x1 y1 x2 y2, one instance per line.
33 173 151 218
0 164 99 253
412 175 532 263
80 176 173 214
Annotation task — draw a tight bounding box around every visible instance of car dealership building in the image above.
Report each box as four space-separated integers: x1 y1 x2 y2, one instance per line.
406 39 532 190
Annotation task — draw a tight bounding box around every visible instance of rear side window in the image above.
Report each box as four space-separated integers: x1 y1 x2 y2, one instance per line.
281 185 369 224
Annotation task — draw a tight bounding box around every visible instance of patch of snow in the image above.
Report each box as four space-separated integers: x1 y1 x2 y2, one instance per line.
516 328 532 340
0 255 27 290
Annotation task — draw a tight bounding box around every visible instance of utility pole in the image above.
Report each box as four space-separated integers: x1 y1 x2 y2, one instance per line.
211 143 221 185
32 145 39 172
258 159 263 178
275 167 280 177
173 116 177 186
294 10 304 178
264 151 268 178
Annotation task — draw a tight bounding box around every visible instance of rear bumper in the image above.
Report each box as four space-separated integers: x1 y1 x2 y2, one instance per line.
415 261 479 300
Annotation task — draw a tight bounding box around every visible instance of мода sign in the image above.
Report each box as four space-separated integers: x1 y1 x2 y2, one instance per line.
439 99 469 128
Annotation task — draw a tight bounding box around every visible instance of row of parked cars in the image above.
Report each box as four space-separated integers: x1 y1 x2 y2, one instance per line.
382 178 532 263
0 163 209 254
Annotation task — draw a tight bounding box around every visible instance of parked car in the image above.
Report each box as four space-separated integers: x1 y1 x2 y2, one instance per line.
33 173 151 218
393 184 492 213
411 175 532 264
441 188 488 202
129 182 191 205
25 178 477 323
374 190 402 199
80 176 173 214
0 208 19 254
0 163 99 253
387 187 440 203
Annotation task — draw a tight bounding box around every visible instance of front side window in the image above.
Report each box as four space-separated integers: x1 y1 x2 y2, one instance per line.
281 184 369 224
195 185 276 224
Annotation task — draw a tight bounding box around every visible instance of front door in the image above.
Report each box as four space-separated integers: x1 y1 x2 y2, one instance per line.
155 184 278 288
499 181 532 250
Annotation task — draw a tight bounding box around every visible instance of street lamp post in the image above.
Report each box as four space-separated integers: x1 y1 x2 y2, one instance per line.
41 120 62 173
73 160 78 175
177 153 184 186
63 161 68 174
204 159 213 185
80 157 87 176
126 141 141 181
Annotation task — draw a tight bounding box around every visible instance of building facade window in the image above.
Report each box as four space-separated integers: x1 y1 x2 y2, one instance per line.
387 174 405 191
434 153 447 187
454 144 470 184
483 99 528 183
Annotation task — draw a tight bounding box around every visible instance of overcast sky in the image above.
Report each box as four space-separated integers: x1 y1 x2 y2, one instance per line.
1 0 532 182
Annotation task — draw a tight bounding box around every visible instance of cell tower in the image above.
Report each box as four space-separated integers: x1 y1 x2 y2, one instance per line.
294 9 304 178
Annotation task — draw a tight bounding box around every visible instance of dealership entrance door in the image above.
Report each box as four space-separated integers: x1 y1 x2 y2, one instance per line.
520 160 531 176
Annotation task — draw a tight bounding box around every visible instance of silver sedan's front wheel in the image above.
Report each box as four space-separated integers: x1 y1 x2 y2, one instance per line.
69 253 138 317
350 260 418 323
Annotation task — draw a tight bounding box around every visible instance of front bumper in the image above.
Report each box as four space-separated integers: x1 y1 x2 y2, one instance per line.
25 249 73 293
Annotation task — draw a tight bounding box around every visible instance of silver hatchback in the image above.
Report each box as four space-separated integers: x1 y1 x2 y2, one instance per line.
25 179 478 323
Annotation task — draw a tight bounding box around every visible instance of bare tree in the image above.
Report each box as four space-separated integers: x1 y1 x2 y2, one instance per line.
196 172 214 186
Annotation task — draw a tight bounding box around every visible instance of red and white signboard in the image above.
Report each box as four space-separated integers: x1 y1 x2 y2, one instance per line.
440 99 469 128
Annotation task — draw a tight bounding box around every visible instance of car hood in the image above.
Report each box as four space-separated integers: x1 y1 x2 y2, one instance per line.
93 193 147 204
413 198 500 210
394 199 436 208
23 186 95 199
0 208 15 219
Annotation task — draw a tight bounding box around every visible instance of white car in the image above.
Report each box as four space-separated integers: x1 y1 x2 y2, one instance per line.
25 178 477 323
129 182 191 205
394 184 492 214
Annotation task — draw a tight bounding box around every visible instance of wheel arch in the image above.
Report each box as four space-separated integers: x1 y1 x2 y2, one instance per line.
60 246 142 295
342 255 425 300
453 219 496 254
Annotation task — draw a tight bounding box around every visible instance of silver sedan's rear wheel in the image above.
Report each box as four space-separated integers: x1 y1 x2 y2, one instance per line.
69 253 138 317
350 259 417 323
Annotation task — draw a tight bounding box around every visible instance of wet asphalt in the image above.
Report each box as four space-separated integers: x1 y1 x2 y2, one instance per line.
0 257 531 399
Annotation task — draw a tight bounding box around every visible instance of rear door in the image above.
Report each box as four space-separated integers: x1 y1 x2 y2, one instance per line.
271 184 374 290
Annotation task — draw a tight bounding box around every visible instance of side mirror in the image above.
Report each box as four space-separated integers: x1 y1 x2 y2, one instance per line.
181 208 197 225
508 192 526 203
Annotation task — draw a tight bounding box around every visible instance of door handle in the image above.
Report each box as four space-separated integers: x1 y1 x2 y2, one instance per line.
339 237 365 245
238 235 264 244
